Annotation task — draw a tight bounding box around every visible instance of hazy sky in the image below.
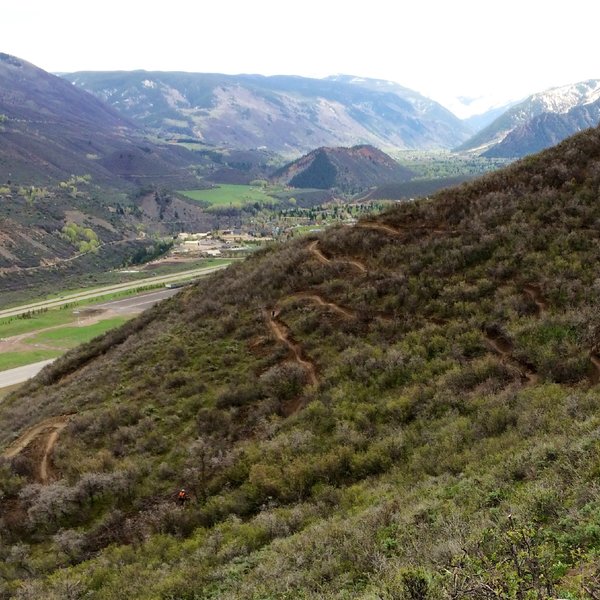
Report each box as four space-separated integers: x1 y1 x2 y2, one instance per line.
4 0 599 117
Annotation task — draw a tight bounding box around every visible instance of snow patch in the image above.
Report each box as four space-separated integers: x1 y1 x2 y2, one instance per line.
530 80 600 114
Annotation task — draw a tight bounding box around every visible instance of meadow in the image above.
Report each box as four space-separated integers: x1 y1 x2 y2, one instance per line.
0 349 61 371
179 184 278 207
25 317 129 350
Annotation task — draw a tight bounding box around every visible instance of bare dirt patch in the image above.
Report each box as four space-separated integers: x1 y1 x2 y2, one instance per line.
523 284 548 315
3 415 73 483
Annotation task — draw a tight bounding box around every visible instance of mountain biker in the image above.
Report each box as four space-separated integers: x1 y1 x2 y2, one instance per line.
177 488 188 506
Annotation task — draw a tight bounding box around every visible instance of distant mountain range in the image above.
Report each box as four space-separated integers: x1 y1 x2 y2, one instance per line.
61 71 472 154
0 53 197 187
458 80 600 157
271 144 414 192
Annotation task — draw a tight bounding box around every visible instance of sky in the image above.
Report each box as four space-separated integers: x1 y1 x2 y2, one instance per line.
4 0 600 118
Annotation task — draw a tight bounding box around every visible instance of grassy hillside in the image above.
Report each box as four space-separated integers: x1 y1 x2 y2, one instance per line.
3 127 600 598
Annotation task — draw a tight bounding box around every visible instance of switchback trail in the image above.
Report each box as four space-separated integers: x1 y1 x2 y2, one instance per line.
523 285 548 315
590 353 600 385
307 240 367 273
484 329 539 385
265 311 318 387
356 221 402 236
2 415 72 483
286 293 357 319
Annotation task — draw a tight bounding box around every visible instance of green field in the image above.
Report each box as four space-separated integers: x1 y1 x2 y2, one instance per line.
0 310 77 339
25 317 130 350
0 290 146 340
0 349 61 371
179 184 277 207
0 317 132 373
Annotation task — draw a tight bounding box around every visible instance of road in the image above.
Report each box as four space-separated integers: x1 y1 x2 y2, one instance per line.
0 263 229 319
0 359 55 389
89 288 180 314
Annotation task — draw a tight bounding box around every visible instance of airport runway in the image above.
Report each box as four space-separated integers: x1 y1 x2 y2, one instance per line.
0 359 55 391
89 288 180 314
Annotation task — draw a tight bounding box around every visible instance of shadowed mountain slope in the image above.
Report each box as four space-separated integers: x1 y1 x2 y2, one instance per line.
3 126 600 597
0 53 197 187
271 144 414 192
482 98 600 158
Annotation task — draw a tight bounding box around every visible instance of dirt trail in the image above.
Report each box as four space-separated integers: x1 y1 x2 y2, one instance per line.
590 353 600 385
265 312 318 387
356 222 459 237
523 285 548 315
356 222 402 236
308 241 330 266
287 293 357 319
2 415 72 484
484 330 539 385
308 240 367 273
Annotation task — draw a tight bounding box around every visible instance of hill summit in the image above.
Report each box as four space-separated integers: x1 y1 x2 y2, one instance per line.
271 144 414 192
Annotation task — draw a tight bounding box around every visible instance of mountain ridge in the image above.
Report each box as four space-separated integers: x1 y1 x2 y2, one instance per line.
61 70 472 153
0 52 198 187
458 78 600 157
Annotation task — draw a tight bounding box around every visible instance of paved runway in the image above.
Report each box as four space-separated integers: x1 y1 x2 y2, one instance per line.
92 288 180 313
0 359 55 390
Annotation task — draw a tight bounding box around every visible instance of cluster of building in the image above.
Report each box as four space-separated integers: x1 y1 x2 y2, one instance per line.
172 230 273 257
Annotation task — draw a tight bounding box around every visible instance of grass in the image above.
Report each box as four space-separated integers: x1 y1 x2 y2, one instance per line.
0 349 61 371
0 310 78 339
25 317 130 350
135 258 232 277
7 127 600 597
179 184 277 207
0 383 22 401
0 317 131 373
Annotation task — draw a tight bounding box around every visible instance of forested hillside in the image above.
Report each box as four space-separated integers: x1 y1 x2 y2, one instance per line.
3 126 600 598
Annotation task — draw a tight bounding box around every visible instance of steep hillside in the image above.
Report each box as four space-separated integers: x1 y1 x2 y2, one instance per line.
364 174 475 200
0 53 198 187
62 71 471 153
458 79 600 156
483 98 600 158
271 144 414 192
4 126 600 597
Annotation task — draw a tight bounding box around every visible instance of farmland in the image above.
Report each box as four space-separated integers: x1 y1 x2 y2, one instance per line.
179 184 279 207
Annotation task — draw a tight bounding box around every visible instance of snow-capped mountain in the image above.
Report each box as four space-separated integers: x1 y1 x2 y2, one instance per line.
457 79 600 157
